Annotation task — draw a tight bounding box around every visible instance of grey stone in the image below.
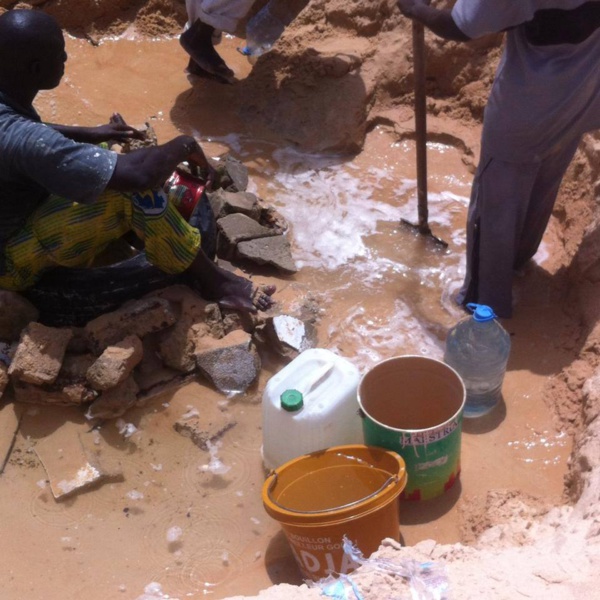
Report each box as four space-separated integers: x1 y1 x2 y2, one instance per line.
208 189 261 220
236 235 298 274
217 213 280 259
217 213 279 244
194 329 261 394
223 154 249 192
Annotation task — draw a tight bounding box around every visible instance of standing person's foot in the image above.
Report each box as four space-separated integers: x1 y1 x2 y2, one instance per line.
185 57 233 84
180 19 235 83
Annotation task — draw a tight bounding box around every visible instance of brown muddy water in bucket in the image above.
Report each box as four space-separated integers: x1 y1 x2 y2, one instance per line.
0 34 574 599
359 356 464 430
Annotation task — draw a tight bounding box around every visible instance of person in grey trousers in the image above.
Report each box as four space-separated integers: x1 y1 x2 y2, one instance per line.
397 0 600 317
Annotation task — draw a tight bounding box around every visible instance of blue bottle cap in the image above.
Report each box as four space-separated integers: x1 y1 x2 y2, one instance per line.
281 389 303 412
466 303 496 322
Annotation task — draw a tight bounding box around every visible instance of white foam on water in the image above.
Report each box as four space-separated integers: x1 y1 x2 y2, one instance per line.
116 420 138 438
328 300 444 373
166 526 183 543
200 440 231 475
135 582 175 600
180 406 200 420
266 148 404 272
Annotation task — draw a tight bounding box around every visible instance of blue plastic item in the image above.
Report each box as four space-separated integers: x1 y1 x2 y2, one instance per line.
443 303 511 418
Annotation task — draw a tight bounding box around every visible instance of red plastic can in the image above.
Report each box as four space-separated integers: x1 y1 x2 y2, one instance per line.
164 169 207 221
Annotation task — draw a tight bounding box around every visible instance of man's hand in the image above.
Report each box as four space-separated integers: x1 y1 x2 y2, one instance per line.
187 146 218 190
397 0 431 19
109 135 217 192
395 0 470 41
50 112 145 144
92 112 145 143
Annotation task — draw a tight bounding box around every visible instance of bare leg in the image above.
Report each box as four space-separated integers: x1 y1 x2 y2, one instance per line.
186 248 275 312
180 19 234 83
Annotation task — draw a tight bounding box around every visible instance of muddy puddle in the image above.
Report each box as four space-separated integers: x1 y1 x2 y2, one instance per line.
0 33 573 599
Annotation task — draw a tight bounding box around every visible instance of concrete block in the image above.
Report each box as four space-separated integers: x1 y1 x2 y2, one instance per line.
13 379 97 407
217 213 280 258
173 401 236 451
86 335 143 390
34 423 120 499
158 290 223 373
8 322 73 385
208 188 261 220
85 376 140 420
85 297 177 353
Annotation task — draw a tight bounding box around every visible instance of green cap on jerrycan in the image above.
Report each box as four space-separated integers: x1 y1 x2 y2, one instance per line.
280 389 303 412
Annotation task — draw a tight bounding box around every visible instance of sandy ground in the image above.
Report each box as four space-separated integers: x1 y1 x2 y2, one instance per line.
1 0 600 598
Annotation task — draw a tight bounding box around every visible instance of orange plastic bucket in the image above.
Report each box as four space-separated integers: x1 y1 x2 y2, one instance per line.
262 444 407 580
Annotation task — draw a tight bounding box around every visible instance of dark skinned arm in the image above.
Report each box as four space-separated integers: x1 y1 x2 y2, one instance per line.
107 135 215 192
396 0 471 41
48 112 145 144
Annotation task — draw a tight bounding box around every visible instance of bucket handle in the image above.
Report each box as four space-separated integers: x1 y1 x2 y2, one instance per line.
266 471 400 514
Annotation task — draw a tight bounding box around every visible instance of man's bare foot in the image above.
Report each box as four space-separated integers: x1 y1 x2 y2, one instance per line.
187 249 276 312
218 281 277 313
180 19 234 83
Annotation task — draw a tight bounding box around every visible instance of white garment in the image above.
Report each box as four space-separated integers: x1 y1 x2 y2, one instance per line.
452 0 600 162
185 0 256 32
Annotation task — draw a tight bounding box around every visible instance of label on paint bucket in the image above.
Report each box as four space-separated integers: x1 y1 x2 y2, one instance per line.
287 534 360 577
358 356 466 501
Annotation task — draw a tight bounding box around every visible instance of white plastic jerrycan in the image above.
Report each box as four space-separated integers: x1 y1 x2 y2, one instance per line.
261 348 363 471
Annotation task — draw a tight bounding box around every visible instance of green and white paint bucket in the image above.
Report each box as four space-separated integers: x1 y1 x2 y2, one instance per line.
358 355 465 501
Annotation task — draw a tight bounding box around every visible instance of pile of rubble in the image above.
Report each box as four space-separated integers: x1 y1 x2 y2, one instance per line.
0 154 318 426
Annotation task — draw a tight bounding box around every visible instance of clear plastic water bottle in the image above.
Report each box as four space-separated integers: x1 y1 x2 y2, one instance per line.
443 303 511 418
240 0 299 59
